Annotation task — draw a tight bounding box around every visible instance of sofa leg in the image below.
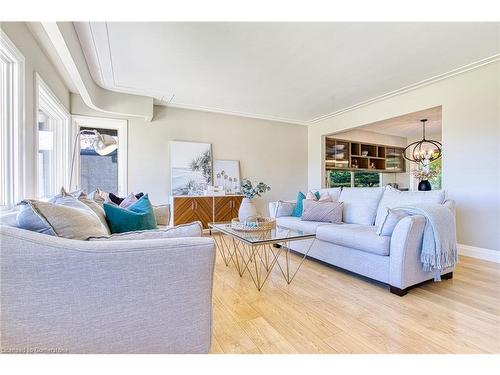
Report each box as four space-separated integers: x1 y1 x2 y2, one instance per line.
390 286 409 296
441 272 453 280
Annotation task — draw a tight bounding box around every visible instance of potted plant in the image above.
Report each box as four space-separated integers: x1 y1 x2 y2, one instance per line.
239 179 271 221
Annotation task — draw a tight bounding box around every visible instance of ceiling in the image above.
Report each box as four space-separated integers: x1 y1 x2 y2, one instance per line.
73 22 500 124
357 106 442 138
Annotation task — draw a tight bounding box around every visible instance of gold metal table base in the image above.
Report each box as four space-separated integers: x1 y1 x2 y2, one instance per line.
212 232 315 291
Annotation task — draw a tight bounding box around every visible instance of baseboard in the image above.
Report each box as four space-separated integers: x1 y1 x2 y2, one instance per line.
458 243 500 263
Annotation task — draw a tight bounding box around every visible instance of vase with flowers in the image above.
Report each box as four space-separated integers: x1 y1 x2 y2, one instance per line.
238 179 271 221
412 166 440 191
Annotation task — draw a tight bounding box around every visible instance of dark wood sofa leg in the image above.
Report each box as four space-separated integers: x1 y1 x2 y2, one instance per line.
441 272 453 280
390 286 409 296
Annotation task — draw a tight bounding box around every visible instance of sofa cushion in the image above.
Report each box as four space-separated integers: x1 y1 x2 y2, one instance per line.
374 186 446 227
276 216 329 234
316 223 390 256
338 187 384 225
88 221 202 241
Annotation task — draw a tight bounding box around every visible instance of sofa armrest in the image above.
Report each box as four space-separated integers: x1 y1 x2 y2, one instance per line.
389 215 426 289
0 226 215 353
443 199 456 216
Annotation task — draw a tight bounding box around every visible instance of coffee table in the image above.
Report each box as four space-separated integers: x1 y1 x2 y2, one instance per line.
209 222 316 290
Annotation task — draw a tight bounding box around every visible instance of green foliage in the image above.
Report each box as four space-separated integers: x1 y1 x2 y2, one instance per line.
240 179 271 199
329 171 351 187
354 172 380 187
428 158 442 190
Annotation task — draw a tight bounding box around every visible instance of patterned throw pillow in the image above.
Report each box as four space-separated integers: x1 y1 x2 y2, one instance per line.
119 193 138 208
301 200 343 223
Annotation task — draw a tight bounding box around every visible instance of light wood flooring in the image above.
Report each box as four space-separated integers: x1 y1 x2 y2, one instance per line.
210 248 500 354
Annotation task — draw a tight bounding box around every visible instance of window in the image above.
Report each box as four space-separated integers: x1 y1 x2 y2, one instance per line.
71 116 127 195
328 170 381 188
353 171 380 187
36 74 71 199
0 31 24 210
428 158 442 190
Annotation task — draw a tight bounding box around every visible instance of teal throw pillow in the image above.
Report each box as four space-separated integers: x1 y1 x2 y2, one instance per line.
291 191 320 217
104 194 158 234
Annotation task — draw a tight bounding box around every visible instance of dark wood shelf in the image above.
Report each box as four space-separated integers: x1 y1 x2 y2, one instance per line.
324 136 406 174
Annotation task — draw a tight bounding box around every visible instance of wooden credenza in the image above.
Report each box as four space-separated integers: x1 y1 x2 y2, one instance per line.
172 195 243 229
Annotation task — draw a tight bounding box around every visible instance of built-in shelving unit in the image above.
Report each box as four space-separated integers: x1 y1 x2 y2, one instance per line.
325 137 406 173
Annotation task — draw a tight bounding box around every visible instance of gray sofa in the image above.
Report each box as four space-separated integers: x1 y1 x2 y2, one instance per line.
269 187 456 296
0 212 215 354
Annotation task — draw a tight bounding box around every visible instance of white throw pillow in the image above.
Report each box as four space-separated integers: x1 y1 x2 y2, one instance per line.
376 208 409 236
375 185 446 227
274 200 296 218
87 221 203 241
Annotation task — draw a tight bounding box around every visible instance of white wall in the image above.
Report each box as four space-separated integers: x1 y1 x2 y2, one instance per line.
1 22 71 198
308 62 500 251
71 94 308 214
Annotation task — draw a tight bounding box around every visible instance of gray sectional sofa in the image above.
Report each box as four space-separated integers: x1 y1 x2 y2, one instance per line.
0 212 215 354
269 186 456 295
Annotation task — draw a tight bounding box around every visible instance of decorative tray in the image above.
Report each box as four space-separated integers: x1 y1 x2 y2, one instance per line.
231 217 276 231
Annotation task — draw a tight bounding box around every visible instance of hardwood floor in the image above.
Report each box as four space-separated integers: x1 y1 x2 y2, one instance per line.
210 247 500 354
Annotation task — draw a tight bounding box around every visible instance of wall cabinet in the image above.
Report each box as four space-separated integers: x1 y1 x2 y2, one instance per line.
172 195 243 229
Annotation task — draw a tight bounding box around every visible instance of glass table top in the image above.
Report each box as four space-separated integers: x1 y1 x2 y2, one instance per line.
209 222 316 245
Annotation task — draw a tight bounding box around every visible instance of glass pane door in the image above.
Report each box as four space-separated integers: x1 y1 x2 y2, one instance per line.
79 127 119 194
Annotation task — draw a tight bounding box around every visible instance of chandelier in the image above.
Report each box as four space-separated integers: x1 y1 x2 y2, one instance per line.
402 119 442 165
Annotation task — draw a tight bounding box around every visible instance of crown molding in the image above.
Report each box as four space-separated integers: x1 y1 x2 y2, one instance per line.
165 102 307 126
307 54 500 124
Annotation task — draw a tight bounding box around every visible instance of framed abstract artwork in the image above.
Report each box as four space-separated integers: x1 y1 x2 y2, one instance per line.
170 141 212 196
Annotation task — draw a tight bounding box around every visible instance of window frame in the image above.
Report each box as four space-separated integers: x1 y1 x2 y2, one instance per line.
0 30 25 211
34 73 71 199
71 115 128 196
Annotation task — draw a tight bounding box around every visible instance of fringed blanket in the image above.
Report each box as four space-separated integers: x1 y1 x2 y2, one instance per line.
395 203 458 281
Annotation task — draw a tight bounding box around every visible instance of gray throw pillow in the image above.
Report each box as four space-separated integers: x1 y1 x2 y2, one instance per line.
301 200 343 223
50 193 111 235
16 202 56 235
376 208 409 236
18 199 109 240
274 200 296 218
87 221 202 241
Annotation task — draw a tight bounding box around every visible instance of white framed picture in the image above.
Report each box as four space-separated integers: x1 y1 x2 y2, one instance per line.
170 141 212 196
214 159 240 194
